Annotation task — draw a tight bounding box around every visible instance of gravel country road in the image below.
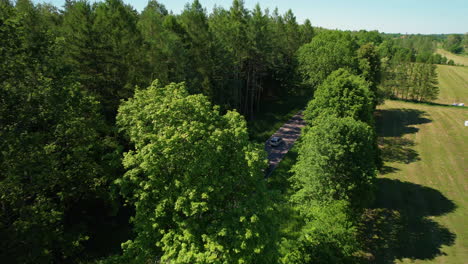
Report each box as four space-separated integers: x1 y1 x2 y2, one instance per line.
264 112 305 177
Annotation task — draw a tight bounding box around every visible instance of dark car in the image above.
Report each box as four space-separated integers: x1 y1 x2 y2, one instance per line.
269 137 283 147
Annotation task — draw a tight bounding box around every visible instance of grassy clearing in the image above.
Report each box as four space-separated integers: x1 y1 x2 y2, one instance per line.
436 49 468 66
435 65 468 105
366 100 468 264
247 95 310 143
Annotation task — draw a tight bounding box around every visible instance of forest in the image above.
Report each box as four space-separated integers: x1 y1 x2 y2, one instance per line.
0 0 451 263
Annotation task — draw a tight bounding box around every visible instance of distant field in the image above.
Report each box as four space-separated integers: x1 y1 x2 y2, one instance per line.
436 48 468 66
435 65 468 105
371 100 468 263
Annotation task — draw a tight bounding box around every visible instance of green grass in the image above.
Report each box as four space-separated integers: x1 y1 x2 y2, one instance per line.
367 100 468 264
436 49 468 66
435 65 468 105
247 95 310 143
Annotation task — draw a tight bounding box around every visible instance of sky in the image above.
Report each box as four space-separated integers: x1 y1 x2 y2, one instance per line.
33 0 468 34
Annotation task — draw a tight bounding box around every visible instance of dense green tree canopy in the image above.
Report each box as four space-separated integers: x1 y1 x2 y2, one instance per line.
281 200 359 264
116 81 279 263
444 34 463 54
304 69 374 125
1 0 390 262
291 115 376 209
297 30 358 89
357 43 382 106
0 4 119 262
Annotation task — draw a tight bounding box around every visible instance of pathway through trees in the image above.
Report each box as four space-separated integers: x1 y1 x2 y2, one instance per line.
264 112 305 177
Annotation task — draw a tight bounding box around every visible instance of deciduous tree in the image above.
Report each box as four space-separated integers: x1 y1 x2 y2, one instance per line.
297 30 358 90
116 81 279 263
291 115 377 209
304 69 374 125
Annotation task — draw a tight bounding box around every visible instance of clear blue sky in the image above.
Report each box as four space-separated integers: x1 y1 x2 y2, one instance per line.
34 0 468 34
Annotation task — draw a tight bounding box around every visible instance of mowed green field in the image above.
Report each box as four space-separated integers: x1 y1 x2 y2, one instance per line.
436 48 468 66
373 100 468 263
435 65 468 105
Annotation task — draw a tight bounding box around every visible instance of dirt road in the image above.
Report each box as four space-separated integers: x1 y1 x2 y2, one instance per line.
264 112 305 177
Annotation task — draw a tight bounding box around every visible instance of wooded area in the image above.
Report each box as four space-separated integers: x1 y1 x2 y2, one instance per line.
0 0 451 263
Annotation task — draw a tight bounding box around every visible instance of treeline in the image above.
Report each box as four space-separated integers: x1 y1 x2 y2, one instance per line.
284 69 378 263
0 0 314 263
381 62 439 101
271 30 381 262
0 0 441 263
377 35 440 101
1 0 314 262
380 34 453 65
443 33 468 54
14 0 314 120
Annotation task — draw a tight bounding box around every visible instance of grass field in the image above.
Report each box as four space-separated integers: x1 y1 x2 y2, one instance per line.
435 65 468 105
436 48 468 66
369 100 468 263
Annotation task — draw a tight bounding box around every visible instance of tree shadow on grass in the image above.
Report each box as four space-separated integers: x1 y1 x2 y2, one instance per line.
375 108 431 174
375 108 431 138
360 179 456 263
379 137 420 164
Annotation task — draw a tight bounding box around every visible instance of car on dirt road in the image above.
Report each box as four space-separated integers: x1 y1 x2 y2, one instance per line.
269 137 283 147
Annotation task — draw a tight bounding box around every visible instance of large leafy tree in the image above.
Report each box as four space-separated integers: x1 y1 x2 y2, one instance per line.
116 81 279 263
304 69 374 125
284 115 376 263
357 43 382 107
291 115 377 210
281 200 359 264
297 30 358 89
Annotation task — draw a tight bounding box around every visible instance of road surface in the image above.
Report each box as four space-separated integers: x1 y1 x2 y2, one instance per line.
264 112 305 177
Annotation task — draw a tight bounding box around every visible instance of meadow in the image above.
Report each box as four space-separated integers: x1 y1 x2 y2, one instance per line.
435 65 468 105
371 98 467 263
365 49 467 264
436 48 468 66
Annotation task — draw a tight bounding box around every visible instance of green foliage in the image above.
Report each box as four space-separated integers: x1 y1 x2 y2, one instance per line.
355 29 383 46
393 35 436 56
178 0 214 96
116 81 279 263
299 19 314 44
62 0 142 118
281 200 360 264
138 1 191 90
382 62 439 102
297 30 358 89
304 69 374 125
291 115 376 209
2 0 389 262
444 34 463 54
357 43 382 106
1 3 123 262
